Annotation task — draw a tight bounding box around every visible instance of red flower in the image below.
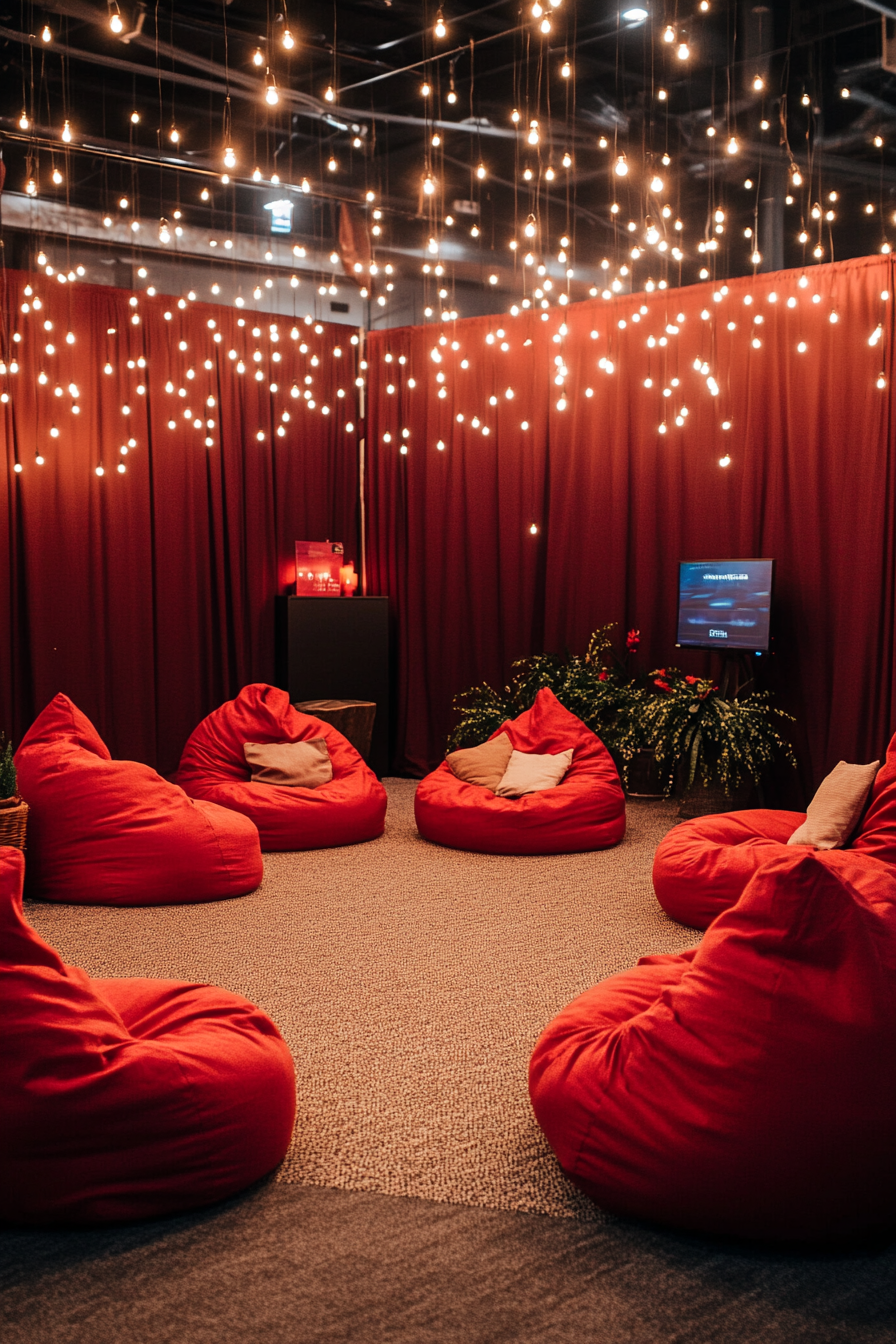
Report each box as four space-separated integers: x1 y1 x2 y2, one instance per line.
598 671 608 682
685 675 700 685
626 628 640 650
654 678 672 693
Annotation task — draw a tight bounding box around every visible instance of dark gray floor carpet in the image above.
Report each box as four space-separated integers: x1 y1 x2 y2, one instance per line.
2 1182 896 1344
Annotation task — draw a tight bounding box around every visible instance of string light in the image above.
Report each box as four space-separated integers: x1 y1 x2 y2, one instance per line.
435 9 446 38
282 28 295 50
109 2 124 34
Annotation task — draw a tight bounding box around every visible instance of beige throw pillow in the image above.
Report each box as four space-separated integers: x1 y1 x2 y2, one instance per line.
447 732 514 792
243 739 333 788
787 759 880 850
494 748 574 798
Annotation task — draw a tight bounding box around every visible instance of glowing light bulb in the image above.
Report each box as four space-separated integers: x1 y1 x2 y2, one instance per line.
615 155 628 177
62 120 72 143
110 8 123 34
223 146 236 169
169 125 180 144
753 74 765 92
18 112 29 130
706 126 716 138
324 85 335 102
52 168 63 185
792 169 803 186
130 110 140 124
420 83 431 98
561 60 571 78
677 42 690 60
476 162 486 180
25 178 37 197
663 25 675 42
562 151 572 168
423 174 436 196
282 29 295 50
265 72 279 105
524 215 537 238
727 136 739 155
41 24 52 42
528 121 540 146
253 48 264 67
650 175 663 193
447 88 457 104
435 9 446 38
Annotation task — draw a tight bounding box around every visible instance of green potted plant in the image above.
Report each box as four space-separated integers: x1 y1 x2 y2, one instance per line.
449 625 660 792
642 667 796 816
0 733 28 851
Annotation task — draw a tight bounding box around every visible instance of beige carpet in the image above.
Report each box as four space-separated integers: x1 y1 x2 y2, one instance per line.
24 782 697 1223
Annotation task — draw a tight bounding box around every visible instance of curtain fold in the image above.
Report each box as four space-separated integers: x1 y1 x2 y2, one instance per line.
0 272 359 772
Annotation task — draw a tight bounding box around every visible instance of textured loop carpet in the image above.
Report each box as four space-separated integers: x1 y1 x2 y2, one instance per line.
24 782 692 1222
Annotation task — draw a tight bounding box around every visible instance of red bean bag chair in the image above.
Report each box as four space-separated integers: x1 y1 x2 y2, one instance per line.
529 848 896 1243
15 694 263 906
174 683 387 851
0 847 295 1225
414 688 625 855
653 734 896 929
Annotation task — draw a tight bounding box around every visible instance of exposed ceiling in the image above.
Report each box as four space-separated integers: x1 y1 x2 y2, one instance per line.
2 0 896 322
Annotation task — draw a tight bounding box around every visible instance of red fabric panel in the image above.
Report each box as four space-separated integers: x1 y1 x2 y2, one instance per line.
852 730 896 861
174 682 387 850
15 693 263 905
0 270 359 774
367 256 896 793
0 847 296 1225
414 687 625 854
529 849 896 1242
652 808 806 929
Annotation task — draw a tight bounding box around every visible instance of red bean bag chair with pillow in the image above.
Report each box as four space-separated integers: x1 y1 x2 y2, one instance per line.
0 847 295 1225
414 688 625 855
653 734 896 930
174 683 387 851
529 848 896 1242
15 694 263 906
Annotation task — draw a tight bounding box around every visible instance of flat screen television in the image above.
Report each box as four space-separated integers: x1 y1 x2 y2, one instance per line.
676 559 774 652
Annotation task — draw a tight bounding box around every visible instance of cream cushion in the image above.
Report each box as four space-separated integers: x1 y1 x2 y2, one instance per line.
446 733 514 792
787 759 880 850
243 739 333 788
495 748 574 799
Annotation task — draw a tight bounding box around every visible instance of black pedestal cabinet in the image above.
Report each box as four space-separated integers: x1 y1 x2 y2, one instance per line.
277 596 391 777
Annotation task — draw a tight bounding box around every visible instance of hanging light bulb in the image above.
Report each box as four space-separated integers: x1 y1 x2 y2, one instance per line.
524 214 537 238
25 176 37 197
41 24 52 42
753 74 765 92
264 70 279 105
791 167 803 186
663 24 675 42
252 166 262 181
423 173 436 196
650 174 663 193
282 28 295 50
324 85 336 102
561 59 571 78
562 151 572 168
677 42 690 60
252 48 264 67
200 187 210 201
420 82 431 98
614 154 628 177
727 136 739 154
159 219 171 243
18 111 29 130
645 219 660 245
327 156 338 172
476 161 486 180
223 145 237 169
527 120 539 145
169 124 180 144
109 3 123 34
130 110 140 124
61 120 72 143
435 8 446 38
51 167 63 185
447 84 457 105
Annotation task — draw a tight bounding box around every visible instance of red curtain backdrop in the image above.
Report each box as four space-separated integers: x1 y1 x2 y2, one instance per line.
0 270 359 773
367 254 896 800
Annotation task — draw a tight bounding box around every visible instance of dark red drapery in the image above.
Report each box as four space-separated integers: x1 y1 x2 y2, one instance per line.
367 255 896 799
0 271 359 772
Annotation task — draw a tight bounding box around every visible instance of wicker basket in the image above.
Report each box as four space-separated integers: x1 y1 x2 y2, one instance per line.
0 794 28 850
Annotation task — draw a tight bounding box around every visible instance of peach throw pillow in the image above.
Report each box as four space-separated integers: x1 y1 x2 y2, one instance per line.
787 759 880 850
494 748 574 798
243 739 333 788
446 733 514 791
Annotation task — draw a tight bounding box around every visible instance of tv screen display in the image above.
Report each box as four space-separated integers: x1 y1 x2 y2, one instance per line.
676 560 774 652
